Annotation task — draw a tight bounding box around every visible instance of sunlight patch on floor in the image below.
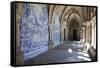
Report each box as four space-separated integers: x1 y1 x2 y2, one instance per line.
68 48 73 53
78 56 91 61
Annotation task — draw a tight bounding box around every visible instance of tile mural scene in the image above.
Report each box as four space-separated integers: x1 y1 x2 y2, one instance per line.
20 3 49 60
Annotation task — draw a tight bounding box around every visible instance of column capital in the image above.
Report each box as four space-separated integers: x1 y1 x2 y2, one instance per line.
81 27 85 29
82 21 91 27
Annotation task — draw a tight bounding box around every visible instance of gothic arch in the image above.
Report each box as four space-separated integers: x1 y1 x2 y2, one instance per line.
60 7 82 41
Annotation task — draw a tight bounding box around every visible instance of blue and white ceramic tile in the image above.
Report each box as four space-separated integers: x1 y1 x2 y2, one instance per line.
20 3 48 60
53 16 60 46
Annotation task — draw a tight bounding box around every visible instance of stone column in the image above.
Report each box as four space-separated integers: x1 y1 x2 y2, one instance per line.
81 27 85 41
48 23 55 50
65 24 68 41
16 18 24 65
94 23 96 49
88 23 91 44
94 16 96 49
61 23 64 44
80 29 82 39
85 23 88 42
85 21 90 43
91 20 94 47
91 16 96 48
16 3 24 65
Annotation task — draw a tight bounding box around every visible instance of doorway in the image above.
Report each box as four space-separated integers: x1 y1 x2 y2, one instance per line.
73 29 77 41
68 22 80 41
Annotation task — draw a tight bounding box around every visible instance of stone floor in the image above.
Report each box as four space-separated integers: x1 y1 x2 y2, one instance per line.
25 41 91 65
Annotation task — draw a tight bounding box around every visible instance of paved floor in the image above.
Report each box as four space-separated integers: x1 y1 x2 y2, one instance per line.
25 41 91 65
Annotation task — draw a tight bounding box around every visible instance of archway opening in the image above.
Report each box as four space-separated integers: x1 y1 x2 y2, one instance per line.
73 29 77 41
68 20 80 41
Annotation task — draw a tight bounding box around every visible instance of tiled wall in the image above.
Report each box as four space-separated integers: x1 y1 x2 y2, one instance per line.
52 15 60 46
20 3 49 60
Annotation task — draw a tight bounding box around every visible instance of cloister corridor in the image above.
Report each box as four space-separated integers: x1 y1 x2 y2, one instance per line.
25 41 91 65
15 3 97 65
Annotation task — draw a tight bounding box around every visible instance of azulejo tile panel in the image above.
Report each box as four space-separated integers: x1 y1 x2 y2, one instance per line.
20 3 48 59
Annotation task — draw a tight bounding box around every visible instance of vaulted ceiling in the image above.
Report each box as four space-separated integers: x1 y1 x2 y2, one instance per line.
49 5 96 25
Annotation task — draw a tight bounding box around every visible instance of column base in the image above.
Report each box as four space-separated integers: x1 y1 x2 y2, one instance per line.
16 47 24 65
